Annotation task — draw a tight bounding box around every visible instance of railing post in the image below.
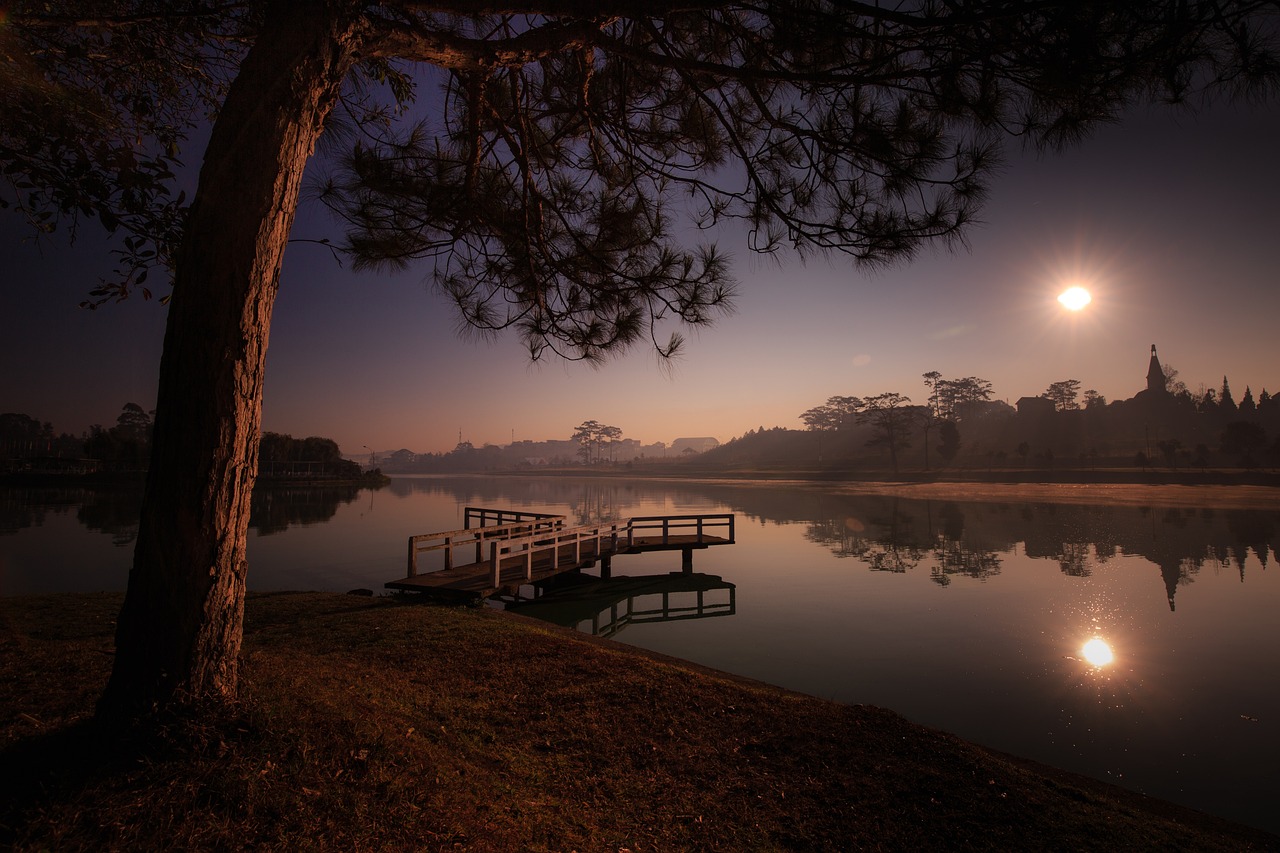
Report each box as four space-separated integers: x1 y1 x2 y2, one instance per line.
407 537 417 577
489 541 501 586
524 541 534 580
729 513 735 543
696 516 704 543
444 535 453 571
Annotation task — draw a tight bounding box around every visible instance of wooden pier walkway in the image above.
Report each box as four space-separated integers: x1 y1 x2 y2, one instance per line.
386 506 735 601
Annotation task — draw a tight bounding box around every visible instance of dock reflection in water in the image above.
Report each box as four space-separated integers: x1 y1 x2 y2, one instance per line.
501 570 736 639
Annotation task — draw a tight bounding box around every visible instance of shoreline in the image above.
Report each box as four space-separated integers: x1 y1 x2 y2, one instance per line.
438 469 1280 510
8 466 1279 511
676 477 1280 510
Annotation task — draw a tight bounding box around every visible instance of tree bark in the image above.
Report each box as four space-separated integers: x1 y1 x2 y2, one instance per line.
98 2 364 719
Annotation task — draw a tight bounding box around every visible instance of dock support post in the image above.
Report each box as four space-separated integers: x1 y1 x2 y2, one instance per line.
681 547 693 573
601 555 612 579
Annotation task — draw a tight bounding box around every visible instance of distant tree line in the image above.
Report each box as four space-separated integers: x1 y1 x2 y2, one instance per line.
1 404 154 473
257 432 369 481
11 358 1276 480
2 408 377 482
0 412 82 467
797 374 1004 474
84 403 154 470
704 365 1280 473
571 421 625 465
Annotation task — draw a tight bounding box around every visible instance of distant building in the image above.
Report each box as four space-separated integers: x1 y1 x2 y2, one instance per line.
1145 344 1169 396
670 436 720 455
1132 344 1174 407
1015 396 1055 417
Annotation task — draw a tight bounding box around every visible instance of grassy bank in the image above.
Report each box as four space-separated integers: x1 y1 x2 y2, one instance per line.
2 592 1276 852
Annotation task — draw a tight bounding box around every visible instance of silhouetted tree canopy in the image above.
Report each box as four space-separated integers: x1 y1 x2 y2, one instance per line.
858 391 914 474
1044 379 1082 412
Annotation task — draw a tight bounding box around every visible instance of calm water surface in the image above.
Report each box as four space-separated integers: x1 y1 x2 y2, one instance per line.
3 475 1278 834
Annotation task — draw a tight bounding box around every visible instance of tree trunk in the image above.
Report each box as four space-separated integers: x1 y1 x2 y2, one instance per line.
98 2 364 719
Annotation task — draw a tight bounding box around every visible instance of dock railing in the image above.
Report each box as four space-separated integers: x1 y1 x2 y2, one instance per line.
403 510 736 587
625 513 736 547
464 506 564 529
488 522 623 586
406 512 565 577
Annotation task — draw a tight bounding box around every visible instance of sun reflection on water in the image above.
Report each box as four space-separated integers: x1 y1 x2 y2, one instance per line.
1081 637 1115 667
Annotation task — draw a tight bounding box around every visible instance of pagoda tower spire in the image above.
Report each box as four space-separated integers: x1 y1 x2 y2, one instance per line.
1146 345 1167 395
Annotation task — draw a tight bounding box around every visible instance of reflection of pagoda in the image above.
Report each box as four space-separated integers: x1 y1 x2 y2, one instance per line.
1158 557 1182 611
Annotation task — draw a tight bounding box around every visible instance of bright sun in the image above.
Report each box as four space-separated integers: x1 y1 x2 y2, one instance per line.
1058 286 1092 311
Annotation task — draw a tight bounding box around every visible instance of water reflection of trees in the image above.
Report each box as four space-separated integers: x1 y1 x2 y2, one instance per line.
77 489 144 545
805 500 1001 584
805 504 925 574
6 484 386 541
385 476 724 527
2 487 144 545
11 478 1278 610
1 487 84 535
933 539 1002 585
793 492 1277 608
249 485 365 535
389 479 1278 610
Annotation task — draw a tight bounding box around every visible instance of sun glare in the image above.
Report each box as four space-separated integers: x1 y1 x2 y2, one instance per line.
1081 638 1114 667
1058 286 1092 311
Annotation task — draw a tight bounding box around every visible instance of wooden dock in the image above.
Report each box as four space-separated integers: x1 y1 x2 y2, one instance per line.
386 507 735 601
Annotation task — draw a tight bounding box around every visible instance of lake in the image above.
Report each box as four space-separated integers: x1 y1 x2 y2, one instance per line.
3 475 1278 834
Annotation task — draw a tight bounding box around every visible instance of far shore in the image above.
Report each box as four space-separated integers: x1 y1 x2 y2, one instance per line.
451 466 1280 510
664 477 1280 510
6 465 1278 511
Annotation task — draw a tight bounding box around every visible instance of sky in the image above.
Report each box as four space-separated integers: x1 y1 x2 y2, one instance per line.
4 93 1279 456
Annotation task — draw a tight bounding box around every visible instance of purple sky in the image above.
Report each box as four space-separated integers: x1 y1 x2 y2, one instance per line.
4 95 1278 455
